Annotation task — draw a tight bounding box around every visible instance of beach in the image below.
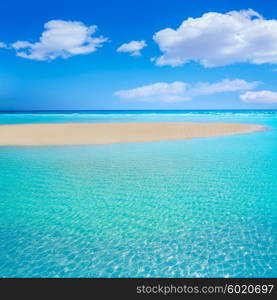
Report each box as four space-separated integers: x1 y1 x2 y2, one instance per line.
0 122 263 146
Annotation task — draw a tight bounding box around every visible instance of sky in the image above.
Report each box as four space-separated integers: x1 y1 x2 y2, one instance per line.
0 0 277 111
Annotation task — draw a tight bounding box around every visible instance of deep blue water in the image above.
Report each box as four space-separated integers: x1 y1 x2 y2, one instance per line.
0 110 276 277
0 109 276 124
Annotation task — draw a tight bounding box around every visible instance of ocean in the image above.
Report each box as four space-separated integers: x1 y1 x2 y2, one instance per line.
0 110 276 277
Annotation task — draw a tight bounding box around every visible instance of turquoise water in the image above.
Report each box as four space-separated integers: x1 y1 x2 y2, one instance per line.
0 110 276 277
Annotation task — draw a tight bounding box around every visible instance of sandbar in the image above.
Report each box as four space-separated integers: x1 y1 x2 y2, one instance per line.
0 122 264 146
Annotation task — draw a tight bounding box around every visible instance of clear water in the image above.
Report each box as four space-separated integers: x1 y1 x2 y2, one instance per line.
0 110 276 277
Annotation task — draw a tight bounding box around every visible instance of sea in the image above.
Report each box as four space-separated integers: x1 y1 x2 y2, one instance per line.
0 110 276 277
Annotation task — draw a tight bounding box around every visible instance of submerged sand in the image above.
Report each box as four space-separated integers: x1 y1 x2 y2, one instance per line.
0 122 263 146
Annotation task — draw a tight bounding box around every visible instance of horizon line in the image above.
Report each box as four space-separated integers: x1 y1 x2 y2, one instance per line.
1 108 277 113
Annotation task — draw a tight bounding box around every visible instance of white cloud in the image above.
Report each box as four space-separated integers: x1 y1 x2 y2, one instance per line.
153 9 277 67
114 79 258 102
240 90 277 103
0 42 7 48
12 20 107 61
117 40 147 56
114 81 189 102
191 79 260 95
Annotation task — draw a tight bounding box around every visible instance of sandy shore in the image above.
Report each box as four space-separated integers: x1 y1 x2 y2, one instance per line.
0 122 263 146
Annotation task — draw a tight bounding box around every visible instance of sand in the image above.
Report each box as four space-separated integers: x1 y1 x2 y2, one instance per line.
0 122 264 146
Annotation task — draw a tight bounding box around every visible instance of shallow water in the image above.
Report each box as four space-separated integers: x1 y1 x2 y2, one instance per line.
0 110 276 277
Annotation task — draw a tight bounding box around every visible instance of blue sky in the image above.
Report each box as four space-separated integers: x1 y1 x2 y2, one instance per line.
0 0 277 110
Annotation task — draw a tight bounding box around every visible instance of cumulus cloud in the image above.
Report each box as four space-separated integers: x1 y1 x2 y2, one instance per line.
12 20 107 61
191 79 260 95
117 40 147 56
240 90 277 103
114 81 189 102
153 9 277 67
114 79 258 102
0 42 7 48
